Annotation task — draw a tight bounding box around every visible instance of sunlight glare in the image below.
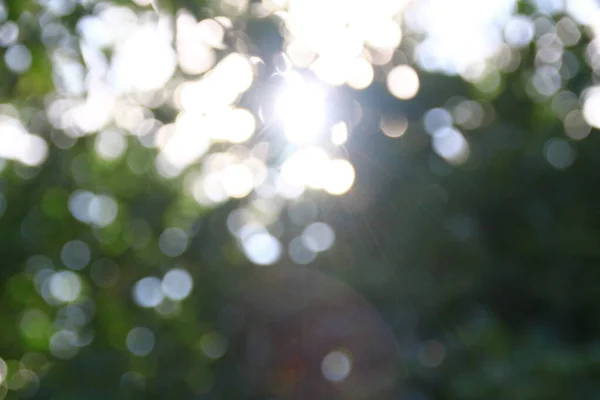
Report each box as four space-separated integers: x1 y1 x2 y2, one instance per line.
278 74 326 144
281 147 330 189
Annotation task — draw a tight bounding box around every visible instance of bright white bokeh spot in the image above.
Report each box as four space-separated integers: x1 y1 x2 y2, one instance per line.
133 277 164 308
111 25 177 92
214 53 254 94
279 74 326 144
312 56 351 86
331 122 348 146
302 222 335 253
176 53 253 115
504 15 535 48
0 22 19 47
222 164 254 198
68 190 95 223
387 65 420 100
5 44 32 73
60 240 91 270
324 159 355 195
88 194 118 227
582 87 600 129
321 350 352 383
408 0 516 74
0 117 49 166
224 108 256 143
197 18 225 48
178 42 216 75
159 227 189 257
242 231 281 265
49 271 82 303
281 147 331 190
177 15 218 75
126 327 155 356
365 17 403 49
158 115 211 171
44 0 77 16
95 129 127 160
161 268 193 301
198 172 230 204
432 127 470 165
347 57 374 90
200 332 228 359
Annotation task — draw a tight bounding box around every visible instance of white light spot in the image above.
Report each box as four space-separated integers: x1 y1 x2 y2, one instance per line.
321 350 352 383
0 117 49 166
222 164 254 199
133 277 164 308
331 122 348 146
583 87 600 129
0 22 19 47
504 15 534 48
347 57 374 90
432 127 470 165
111 25 177 92
87 194 119 227
95 129 127 160
49 271 82 303
68 190 94 223
161 268 193 301
224 108 256 143
387 65 420 100
5 44 32 73
242 231 281 265
324 159 355 195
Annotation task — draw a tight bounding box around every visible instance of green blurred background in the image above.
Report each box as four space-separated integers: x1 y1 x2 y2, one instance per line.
1 0 600 398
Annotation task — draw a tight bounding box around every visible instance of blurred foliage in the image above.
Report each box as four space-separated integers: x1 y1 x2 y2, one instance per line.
1 0 600 399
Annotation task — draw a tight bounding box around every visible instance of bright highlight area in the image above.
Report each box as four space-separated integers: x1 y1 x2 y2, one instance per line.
278 74 326 144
